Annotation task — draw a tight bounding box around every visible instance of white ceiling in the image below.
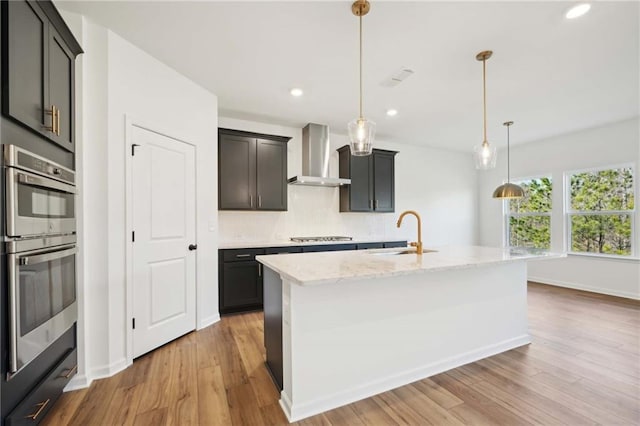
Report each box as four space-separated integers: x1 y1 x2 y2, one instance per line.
58 1 639 152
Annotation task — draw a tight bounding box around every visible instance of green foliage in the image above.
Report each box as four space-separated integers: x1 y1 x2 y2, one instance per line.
571 215 632 255
510 177 552 214
509 216 551 249
570 168 634 211
570 168 634 256
508 178 552 248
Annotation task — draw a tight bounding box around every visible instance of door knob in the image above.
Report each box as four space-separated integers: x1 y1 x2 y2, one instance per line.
188 244 198 251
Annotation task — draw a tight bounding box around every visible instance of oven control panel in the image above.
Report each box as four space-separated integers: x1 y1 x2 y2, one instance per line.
3 144 75 185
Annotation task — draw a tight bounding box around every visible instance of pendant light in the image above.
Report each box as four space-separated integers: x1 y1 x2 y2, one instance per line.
348 0 375 156
493 121 524 199
474 50 497 170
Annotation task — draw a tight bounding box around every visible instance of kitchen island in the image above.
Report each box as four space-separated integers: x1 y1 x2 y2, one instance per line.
257 245 564 422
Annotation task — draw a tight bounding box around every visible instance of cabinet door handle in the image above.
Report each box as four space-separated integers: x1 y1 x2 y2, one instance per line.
258 195 262 208
24 399 50 420
258 264 262 276
44 105 56 133
236 254 251 258
375 200 379 210
249 195 253 208
188 244 198 251
369 200 373 210
56 108 61 136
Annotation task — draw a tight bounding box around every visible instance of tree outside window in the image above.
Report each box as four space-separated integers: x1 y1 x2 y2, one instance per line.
507 177 552 249
568 167 634 256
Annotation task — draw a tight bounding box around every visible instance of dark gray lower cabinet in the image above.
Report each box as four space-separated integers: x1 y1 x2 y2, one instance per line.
263 267 283 390
384 241 407 249
1 326 76 426
219 241 406 315
301 244 357 252
219 248 265 314
357 242 384 250
221 262 263 310
6 348 77 425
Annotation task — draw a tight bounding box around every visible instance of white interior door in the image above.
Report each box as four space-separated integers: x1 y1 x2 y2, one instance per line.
131 125 197 358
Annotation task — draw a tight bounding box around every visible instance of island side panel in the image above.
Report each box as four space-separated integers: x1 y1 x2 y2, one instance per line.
283 261 530 422
263 266 284 390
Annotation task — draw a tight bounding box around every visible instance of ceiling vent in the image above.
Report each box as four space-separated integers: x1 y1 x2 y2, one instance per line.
381 67 415 87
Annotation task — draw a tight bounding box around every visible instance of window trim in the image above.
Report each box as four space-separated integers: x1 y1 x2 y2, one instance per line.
564 163 636 258
503 175 553 249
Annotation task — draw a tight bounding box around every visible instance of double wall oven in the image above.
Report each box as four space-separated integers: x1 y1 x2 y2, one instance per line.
3 144 77 378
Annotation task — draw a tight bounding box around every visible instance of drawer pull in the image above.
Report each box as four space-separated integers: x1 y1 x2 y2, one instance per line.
59 364 78 379
236 254 251 258
25 399 50 420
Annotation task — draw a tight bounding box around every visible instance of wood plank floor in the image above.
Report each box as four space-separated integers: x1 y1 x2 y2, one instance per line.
43 283 640 425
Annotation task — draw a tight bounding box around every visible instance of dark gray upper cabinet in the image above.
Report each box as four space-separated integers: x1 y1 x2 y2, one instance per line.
47 27 75 148
373 151 396 212
256 138 287 210
338 146 398 213
2 0 83 153
219 133 256 209
218 128 290 211
4 0 47 134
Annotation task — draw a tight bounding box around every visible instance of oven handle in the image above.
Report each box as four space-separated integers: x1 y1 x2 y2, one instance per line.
8 244 77 374
17 171 76 194
17 245 77 265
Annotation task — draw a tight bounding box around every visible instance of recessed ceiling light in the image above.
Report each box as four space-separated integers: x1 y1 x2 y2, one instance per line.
565 3 591 19
290 88 303 97
386 109 398 117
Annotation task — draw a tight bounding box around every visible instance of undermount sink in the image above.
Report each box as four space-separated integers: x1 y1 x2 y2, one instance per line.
369 249 438 256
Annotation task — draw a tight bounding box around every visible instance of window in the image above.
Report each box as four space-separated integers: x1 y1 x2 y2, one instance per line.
506 177 553 249
567 166 635 256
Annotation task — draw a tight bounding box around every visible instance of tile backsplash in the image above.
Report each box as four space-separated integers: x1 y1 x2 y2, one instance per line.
218 185 401 243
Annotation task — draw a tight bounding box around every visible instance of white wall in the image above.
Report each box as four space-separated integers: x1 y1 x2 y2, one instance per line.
218 117 478 247
63 14 218 388
478 117 640 299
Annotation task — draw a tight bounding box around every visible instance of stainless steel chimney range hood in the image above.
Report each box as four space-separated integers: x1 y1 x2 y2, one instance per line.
288 123 351 187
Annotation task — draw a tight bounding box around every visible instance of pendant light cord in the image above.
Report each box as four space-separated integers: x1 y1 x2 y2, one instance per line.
359 14 363 120
482 58 487 143
506 124 510 182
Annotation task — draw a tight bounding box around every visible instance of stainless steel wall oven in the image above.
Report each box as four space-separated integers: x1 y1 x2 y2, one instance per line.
3 145 77 378
4 144 75 239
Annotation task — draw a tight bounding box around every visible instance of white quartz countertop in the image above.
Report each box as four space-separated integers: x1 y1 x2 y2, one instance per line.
218 238 405 249
256 245 566 286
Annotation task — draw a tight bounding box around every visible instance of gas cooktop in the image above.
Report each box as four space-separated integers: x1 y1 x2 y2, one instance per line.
290 236 353 243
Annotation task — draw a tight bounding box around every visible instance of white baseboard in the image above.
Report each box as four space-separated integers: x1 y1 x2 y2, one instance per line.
88 357 130 381
279 391 294 423
198 313 220 330
281 335 531 422
65 374 92 392
529 276 640 300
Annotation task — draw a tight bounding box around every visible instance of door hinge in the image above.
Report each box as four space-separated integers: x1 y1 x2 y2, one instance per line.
132 231 135 242
131 144 140 156
132 318 136 329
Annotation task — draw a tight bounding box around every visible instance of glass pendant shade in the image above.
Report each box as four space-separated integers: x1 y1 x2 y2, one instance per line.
474 50 497 170
348 117 376 156
474 141 497 170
